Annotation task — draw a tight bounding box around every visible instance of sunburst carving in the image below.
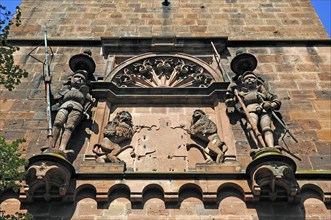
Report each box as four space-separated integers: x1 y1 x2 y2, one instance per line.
112 56 215 88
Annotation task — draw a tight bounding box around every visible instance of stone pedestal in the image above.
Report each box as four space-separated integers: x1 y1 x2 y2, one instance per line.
25 151 75 202
246 148 298 202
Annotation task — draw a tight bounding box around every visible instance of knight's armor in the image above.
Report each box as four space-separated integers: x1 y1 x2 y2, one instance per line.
59 88 86 111
238 87 280 114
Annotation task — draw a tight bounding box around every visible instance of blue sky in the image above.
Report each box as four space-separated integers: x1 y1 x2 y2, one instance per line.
311 0 331 37
1 0 330 37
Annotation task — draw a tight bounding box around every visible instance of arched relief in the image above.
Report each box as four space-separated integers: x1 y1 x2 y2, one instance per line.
105 53 223 88
108 184 131 195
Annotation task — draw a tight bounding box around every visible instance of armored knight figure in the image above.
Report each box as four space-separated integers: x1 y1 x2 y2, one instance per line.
49 70 95 152
93 111 135 163
188 109 228 163
225 71 281 149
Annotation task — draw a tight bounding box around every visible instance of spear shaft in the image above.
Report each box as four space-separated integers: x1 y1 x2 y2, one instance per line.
44 31 53 145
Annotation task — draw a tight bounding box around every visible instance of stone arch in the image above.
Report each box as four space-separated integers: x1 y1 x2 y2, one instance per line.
142 184 165 202
108 184 131 203
217 183 247 215
300 184 325 202
178 183 204 212
302 197 329 219
74 184 97 201
142 184 166 214
105 53 223 88
178 183 203 202
217 183 245 202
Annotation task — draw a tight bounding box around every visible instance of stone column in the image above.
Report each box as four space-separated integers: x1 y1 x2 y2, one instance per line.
214 100 236 162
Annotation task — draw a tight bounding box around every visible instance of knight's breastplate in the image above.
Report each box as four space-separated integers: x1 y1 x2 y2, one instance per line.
63 89 85 105
242 91 261 105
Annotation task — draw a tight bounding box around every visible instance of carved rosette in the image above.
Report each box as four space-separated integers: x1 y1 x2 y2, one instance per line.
25 153 75 202
111 56 215 88
246 153 298 202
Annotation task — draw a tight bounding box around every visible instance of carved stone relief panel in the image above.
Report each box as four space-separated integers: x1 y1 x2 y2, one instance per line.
84 52 238 173
104 106 227 172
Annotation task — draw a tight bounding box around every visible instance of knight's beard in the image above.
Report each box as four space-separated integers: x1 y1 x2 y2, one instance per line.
72 81 83 89
245 81 257 90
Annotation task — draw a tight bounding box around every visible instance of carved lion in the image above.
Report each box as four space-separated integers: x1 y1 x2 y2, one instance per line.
93 111 135 163
189 109 228 163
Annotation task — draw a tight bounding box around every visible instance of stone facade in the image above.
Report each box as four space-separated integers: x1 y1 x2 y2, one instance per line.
0 0 330 219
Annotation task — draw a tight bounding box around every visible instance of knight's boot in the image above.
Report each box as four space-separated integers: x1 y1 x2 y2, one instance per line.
264 130 275 148
59 129 72 151
41 127 61 151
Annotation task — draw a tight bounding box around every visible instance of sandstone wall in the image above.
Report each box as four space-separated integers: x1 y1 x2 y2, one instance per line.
8 0 329 40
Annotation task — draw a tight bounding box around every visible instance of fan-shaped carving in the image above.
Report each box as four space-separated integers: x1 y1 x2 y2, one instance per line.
107 54 220 88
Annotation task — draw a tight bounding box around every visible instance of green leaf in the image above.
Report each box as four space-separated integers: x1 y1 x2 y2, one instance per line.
0 4 28 90
0 136 27 192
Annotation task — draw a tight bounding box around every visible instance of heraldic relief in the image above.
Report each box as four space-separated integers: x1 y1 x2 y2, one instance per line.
25 49 299 201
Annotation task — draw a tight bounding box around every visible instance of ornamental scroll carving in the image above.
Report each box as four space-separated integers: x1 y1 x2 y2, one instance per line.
111 56 216 88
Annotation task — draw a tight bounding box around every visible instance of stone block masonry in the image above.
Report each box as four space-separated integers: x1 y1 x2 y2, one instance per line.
8 0 329 40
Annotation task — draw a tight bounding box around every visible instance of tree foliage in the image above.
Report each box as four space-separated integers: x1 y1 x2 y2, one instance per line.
0 210 32 220
0 136 31 220
0 4 28 90
0 136 27 192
